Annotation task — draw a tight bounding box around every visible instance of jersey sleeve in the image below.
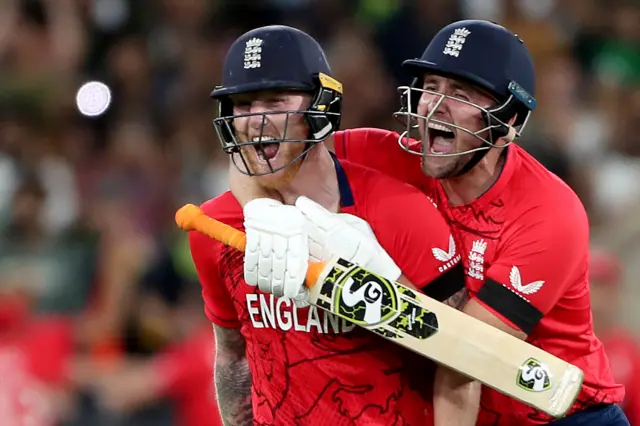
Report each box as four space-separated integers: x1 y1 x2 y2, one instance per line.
475 200 589 334
363 172 465 300
189 226 241 329
334 128 426 188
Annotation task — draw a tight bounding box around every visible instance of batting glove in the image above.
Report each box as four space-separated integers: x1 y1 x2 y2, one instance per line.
296 196 402 281
243 198 310 306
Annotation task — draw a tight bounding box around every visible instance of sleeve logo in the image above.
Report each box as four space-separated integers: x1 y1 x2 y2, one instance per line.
432 235 462 272
509 266 545 295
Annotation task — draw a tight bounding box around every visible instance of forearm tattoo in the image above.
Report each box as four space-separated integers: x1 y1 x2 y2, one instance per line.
213 325 254 426
443 287 470 310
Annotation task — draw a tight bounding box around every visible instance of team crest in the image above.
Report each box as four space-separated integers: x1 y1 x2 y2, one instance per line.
244 37 263 69
468 239 487 280
443 27 471 58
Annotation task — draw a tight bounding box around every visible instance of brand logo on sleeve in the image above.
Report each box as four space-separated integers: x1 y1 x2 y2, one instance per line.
509 266 545 295
432 235 462 272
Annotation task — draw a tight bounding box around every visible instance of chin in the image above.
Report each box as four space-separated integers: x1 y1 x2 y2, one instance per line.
421 156 458 179
254 169 295 189
251 157 303 189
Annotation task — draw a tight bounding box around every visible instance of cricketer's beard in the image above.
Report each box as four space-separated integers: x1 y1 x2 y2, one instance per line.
238 141 307 190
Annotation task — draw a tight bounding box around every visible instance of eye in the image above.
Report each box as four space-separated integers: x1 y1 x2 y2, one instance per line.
234 100 251 110
267 97 286 106
453 92 470 101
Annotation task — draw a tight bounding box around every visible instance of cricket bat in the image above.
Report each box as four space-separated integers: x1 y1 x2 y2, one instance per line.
175 204 584 418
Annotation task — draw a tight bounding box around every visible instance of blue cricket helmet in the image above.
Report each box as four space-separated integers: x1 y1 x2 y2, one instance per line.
211 25 335 98
210 25 343 176
394 20 538 177
402 19 536 127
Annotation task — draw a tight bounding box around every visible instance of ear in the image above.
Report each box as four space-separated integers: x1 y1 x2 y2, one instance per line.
323 133 335 152
500 113 519 144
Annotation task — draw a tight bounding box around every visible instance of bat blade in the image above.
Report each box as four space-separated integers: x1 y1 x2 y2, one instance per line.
308 256 584 419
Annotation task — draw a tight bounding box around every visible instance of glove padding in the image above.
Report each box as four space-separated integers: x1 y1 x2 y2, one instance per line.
243 198 309 305
296 196 402 281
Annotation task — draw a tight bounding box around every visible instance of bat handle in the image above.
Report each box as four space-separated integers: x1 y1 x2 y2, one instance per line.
175 204 247 252
175 204 326 289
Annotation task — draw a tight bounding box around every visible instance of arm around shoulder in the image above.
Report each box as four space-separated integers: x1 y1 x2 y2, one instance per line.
366 181 466 300
433 198 587 425
477 199 589 334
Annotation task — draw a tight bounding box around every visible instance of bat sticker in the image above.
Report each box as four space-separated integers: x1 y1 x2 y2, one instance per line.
316 258 438 340
518 358 552 392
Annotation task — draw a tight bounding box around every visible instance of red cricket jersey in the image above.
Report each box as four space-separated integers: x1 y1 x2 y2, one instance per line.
189 157 464 425
334 128 625 425
154 325 222 426
0 316 74 426
599 328 640 425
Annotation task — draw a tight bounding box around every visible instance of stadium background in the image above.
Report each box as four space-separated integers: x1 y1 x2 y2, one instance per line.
0 0 638 425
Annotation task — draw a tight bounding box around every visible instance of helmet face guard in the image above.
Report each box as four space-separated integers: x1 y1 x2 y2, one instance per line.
394 80 532 158
213 105 340 176
212 73 342 176
393 20 537 175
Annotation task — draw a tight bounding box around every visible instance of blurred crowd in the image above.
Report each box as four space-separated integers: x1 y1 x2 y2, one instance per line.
0 0 638 425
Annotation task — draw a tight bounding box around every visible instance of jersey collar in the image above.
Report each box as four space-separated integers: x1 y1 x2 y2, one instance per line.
330 152 355 208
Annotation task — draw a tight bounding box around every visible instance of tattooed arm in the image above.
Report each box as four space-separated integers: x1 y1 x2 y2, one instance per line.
213 324 253 426
442 287 470 309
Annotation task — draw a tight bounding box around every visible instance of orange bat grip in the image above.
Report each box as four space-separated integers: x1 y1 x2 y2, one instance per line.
175 204 326 288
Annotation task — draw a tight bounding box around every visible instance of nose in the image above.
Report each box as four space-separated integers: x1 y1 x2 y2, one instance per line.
247 103 269 130
233 102 269 136
417 91 443 117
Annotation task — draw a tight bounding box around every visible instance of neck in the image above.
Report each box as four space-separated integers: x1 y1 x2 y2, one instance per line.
440 148 506 206
277 145 341 212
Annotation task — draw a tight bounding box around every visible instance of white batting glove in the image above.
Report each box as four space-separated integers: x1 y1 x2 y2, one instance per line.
243 198 309 306
296 196 402 281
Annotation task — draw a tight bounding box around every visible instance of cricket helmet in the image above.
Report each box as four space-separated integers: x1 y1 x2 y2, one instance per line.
211 25 342 176
395 20 537 176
